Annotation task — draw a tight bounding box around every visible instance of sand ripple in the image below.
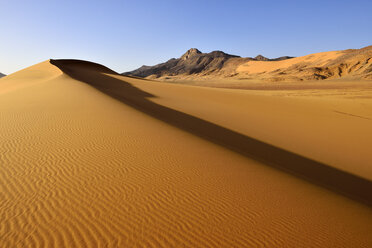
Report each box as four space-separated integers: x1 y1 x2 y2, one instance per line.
1 61 372 247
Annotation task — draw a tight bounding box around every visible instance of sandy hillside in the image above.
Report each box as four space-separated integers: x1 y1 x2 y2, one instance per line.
1 59 372 247
236 46 372 81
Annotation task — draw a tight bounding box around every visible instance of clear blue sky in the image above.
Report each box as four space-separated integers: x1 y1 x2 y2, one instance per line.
1 0 371 74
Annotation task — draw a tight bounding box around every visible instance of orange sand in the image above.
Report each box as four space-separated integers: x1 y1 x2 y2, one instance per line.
0 60 371 247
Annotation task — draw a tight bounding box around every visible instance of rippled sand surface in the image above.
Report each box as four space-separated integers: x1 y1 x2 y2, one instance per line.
1 60 371 247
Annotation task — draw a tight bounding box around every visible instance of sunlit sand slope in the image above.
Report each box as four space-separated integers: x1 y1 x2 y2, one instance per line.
1 60 372 247
236 46 372 81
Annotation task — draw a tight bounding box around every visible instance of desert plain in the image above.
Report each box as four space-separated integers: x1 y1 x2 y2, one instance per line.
1 48 372 247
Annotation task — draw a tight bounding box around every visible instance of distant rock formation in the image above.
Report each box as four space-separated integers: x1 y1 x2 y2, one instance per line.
123 46 372 81
123 48 247 78
0 72 6 78
254 55 269 61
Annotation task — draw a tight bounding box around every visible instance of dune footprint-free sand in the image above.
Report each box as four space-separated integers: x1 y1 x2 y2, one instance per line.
1 60 372 247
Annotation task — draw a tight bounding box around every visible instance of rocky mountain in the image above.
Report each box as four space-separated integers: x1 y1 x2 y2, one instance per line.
123 48 293 79
0 72 5 78
123 46 372 81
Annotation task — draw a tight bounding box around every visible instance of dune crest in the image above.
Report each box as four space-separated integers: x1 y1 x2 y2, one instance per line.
1 59 372 247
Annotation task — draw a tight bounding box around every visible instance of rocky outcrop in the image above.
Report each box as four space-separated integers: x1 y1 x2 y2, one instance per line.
123 48 292 78
123 46 372 81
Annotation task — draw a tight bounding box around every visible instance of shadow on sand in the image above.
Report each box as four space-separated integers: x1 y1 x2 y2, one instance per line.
51 59 372 207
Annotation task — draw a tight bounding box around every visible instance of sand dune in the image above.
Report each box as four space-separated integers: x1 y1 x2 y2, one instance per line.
1 59 372 247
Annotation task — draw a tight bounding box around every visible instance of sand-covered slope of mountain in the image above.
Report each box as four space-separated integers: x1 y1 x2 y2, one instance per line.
0 72 5 78
1 59 372 247
237 45 372 81
125 46 372 81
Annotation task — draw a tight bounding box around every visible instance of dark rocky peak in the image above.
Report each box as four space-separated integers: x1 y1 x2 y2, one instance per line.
254 55 269 61
181 48 202 60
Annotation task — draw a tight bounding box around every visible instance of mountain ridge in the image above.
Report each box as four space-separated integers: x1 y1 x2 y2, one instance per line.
124 46 372 81
123 49 293 79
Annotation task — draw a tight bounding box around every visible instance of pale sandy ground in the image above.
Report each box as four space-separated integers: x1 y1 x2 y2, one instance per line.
1 60 372 247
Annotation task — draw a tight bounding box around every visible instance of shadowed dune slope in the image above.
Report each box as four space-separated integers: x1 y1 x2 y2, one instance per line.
0 72 5 78
51 59 372 205
1 59 372 247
